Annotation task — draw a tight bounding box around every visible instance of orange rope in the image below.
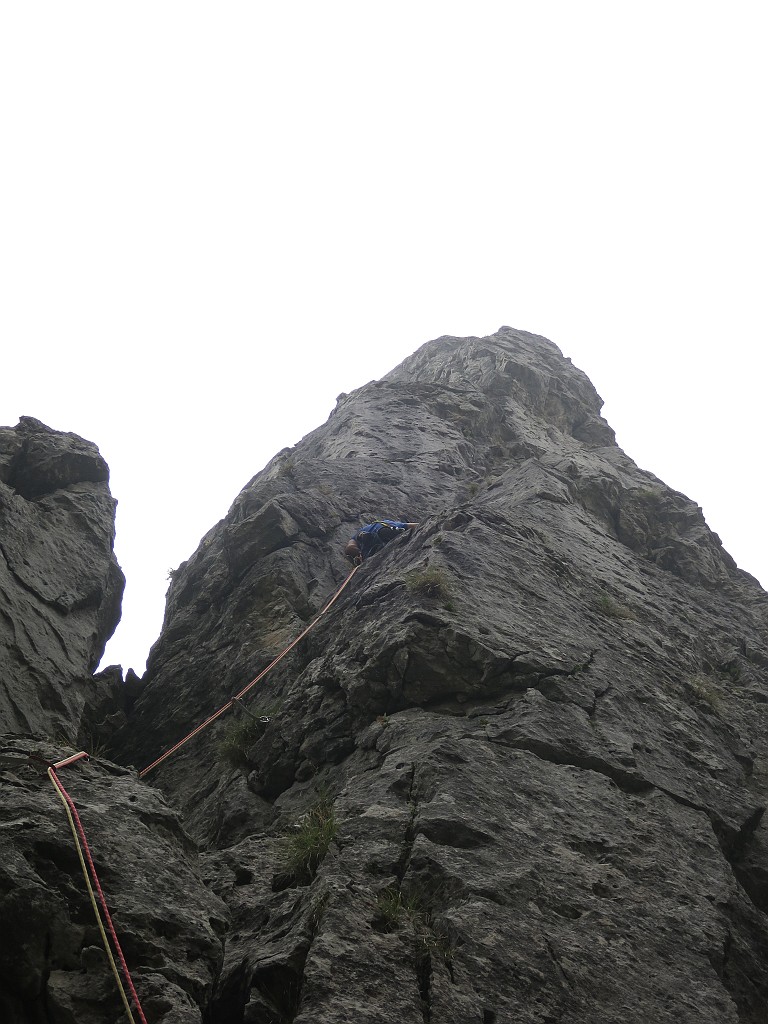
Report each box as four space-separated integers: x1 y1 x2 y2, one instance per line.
138 565 359 778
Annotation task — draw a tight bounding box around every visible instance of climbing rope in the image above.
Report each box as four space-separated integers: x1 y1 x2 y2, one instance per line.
48 754 148 1024
44 564 361 1019
138 564 360 778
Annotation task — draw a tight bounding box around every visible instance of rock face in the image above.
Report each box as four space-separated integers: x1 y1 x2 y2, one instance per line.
0 419 224 1024
3 330 768 1024
0 739 226 1024
0 417 125 740
110 329 768 1022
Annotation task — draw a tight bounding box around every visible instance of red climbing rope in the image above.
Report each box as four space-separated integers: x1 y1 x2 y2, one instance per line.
138 564 360 778
45 564 361 1022
49 758 148 1024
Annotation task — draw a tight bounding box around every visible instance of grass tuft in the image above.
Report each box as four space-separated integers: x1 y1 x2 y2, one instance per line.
686 673 721 711
283 791 336 884
593 592 636 620
406 566 452 604
217 708 280 770
374 886 456 962
375 887 422 931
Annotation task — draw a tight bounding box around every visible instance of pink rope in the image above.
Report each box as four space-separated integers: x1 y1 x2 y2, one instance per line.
49 768 148 1024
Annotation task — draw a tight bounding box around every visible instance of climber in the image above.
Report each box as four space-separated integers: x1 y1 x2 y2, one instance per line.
345 520 418 564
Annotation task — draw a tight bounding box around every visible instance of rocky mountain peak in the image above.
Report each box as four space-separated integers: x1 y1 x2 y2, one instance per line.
2 329 767 1023
385 326 614 445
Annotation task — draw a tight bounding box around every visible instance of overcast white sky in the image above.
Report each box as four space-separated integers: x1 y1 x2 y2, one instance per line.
1 3 765 674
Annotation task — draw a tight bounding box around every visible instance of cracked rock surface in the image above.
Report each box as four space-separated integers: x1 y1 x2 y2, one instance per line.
0 420 225 1024
0 416 125 740
3 330 768 1022
0 740 226 1024
110 329 768 1022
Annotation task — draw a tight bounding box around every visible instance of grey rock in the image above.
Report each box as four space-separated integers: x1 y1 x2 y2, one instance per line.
0 417 125 739
110 329 768 1022
5 330 768 1022
0 420 227 1024
0 738 226 1024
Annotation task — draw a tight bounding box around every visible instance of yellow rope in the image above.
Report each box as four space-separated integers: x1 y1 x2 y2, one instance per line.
48 768 137 1024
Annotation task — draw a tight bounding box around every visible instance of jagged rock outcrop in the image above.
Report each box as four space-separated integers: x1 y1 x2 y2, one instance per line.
0 419 223 1024
110 329 768 1022
0 417 125 740
4 330 768 1023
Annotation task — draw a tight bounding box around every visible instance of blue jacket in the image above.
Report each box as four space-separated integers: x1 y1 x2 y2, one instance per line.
353 520 410 559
